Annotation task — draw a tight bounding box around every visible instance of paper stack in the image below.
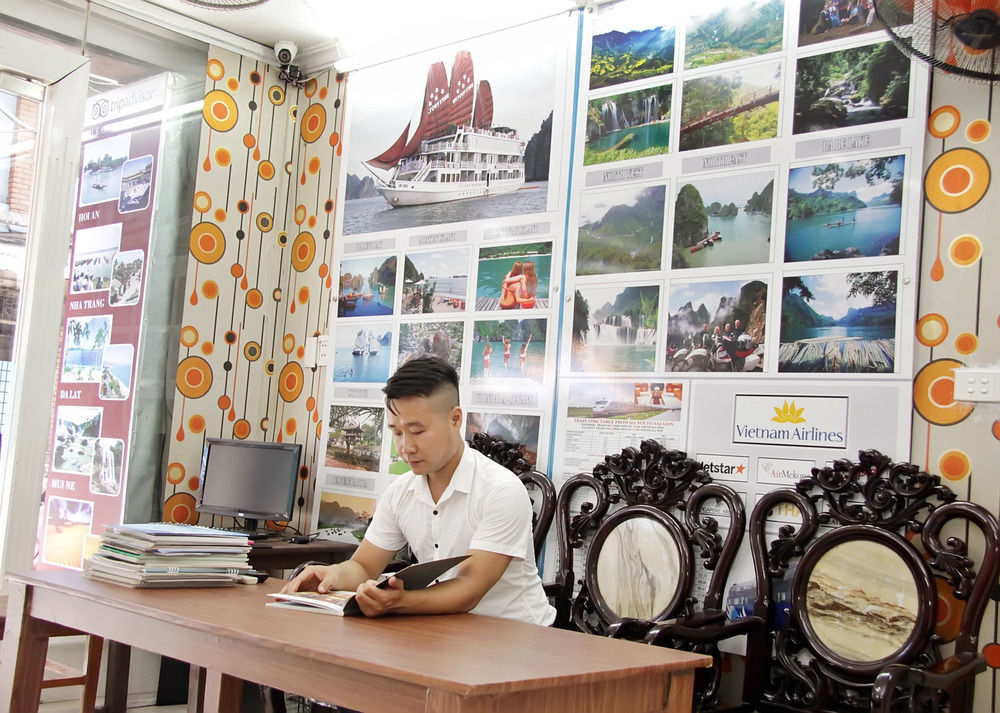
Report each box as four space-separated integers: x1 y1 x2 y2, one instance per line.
84 522 255 588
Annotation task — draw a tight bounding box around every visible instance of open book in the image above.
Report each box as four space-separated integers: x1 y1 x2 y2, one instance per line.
266 554 470 616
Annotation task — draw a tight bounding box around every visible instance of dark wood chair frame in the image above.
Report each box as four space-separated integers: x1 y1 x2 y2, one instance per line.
467 431 555 561
747 449 999 713
550 439 763 711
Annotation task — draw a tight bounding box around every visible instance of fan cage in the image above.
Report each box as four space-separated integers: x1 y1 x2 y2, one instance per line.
874 0 1000 82
181 0 272 10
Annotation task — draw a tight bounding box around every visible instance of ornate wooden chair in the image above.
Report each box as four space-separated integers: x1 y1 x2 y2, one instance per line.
467 431 555 561
747 449 999 713
550 439 762 711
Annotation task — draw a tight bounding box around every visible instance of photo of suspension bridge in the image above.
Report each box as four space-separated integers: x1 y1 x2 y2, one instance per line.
679 60 782 151
584 82 672 166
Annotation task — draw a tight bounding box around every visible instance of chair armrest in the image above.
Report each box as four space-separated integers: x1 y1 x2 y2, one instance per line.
643 614 764 646
872 654 986 713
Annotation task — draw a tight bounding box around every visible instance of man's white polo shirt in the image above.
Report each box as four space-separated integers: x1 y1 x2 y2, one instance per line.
364 444 556 626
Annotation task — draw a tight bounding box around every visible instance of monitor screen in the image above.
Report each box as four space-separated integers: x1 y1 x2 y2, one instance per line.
196 438 302 529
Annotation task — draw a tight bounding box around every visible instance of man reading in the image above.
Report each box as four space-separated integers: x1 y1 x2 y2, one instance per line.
282 356 555 626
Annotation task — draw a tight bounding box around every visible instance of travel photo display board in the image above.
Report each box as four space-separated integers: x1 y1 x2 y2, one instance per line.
317 1 928 573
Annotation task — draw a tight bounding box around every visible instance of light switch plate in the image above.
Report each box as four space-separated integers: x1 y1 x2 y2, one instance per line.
952 367 1000 402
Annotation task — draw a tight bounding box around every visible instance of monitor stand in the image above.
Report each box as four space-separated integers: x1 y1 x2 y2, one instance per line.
239 518 281 541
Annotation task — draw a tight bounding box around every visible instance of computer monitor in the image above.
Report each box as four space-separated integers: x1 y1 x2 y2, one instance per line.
195 438 302 536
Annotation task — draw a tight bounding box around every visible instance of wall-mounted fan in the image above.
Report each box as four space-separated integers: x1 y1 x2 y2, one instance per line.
874 0 1000 81
181 0 272 9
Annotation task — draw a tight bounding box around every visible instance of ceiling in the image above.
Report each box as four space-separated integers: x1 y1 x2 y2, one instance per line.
142 0 581 72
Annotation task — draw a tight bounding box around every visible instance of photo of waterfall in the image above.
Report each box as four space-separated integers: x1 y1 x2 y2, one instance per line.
572 284 660 372
584 82 672 166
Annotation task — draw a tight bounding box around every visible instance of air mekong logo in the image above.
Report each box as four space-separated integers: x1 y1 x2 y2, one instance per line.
733 395 847 449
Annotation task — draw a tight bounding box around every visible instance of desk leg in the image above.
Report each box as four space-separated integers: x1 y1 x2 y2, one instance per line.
664 670 696 713
188 666 205 713
202 669 242 713
99 641 131 713
0 581 48 713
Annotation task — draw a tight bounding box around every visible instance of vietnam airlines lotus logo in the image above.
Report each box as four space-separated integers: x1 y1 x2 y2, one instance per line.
771 400 806 424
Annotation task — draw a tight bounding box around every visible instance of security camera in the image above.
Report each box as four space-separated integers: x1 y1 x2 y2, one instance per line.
275 40 298 66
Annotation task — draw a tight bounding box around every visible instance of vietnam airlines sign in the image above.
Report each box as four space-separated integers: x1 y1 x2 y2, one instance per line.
732 394 848 448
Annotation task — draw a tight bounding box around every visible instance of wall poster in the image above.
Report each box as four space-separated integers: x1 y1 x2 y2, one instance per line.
316 13 578 543
552 0 928 588
40 76 167 570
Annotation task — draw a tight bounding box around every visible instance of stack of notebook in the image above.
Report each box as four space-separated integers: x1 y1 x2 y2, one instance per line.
84 522 255 588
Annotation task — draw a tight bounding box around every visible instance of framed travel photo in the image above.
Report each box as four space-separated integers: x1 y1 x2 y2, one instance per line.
672 170 775 269
589 0 676 90
679 60 782 151
793 40 910 134
778 270 898 373
785 155 905 262
584 82 672 166
684 0 785 69
571 284 660 373
577 183 666 276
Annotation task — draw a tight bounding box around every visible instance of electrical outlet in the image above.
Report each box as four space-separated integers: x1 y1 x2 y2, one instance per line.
316 335 330 363
952 367 1000 403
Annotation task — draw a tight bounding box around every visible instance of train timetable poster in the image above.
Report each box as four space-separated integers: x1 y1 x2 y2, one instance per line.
553 0 928 514
314 13 578 542
40 76 167 570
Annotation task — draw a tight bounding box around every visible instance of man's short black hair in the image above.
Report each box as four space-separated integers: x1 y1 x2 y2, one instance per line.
383 356 460 414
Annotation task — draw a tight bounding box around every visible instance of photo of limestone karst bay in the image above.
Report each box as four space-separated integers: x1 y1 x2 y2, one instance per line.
793 41 910 134
672 172 773 269
338 255 396 318
317 491 375 540
585 83 672 165
577 184 665 275
785 156 904 262
679 60 781 151
685 0 785 69
590 0 675 90
779 270 897 373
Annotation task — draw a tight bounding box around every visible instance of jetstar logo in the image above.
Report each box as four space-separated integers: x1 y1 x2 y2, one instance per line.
697 453 750 483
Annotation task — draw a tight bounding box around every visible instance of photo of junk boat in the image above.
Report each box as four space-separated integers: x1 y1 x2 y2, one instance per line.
366 50 525 208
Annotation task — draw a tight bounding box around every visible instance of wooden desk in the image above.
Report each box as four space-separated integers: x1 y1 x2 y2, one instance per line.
2 569 710 713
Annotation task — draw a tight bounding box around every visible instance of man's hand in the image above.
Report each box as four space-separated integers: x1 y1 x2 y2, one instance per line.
354 576 405 617
280 564 339 594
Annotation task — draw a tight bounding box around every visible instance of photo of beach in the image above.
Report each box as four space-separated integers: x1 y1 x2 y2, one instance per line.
340 16 563 236
785 156 904 261
684 0 784 69
584 82 672 166
62 314 112 383
672 171 774 269
397 320 464 370
793 41 910 134
475 241 552 311
589 0 675 90
797 0 885 49
577 184 665 276
333 323 392 383
71 223 121 294
79 133 129 206
100 344 134 400
470 318 547 387
679 60 782 151
465 411 541 466
402 248 469 314
326 405 385 472
337 254 396 318
567 381 683 421
572 285 659 373
666 279 767 372
779 270 897 373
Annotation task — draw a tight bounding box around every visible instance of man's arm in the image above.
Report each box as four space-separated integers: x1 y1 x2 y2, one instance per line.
353 548 511 617
280 539 396 594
